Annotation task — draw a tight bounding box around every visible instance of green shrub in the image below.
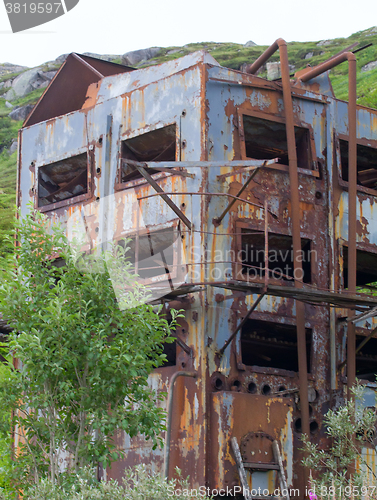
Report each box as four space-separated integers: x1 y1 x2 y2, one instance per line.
302 384 377 498
0 465 211 500
0 211 181 488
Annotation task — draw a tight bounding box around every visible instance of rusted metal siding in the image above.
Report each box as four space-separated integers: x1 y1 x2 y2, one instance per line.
210 393 293 491
17 49 377 492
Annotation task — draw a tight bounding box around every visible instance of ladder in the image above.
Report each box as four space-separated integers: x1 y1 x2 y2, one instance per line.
231 437 290 500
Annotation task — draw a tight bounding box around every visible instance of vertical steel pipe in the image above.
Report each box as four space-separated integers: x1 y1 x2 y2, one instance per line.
163 371 197 479
246 39 311 441
299 53 357 397
346 57 357 398
279 40 311 445
264 199 269 290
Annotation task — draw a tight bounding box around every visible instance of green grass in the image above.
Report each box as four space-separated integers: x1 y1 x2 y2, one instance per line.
0 70 23 83
0 151 17 257
139 27 377 109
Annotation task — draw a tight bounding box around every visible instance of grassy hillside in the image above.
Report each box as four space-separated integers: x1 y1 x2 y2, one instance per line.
0 27 376 255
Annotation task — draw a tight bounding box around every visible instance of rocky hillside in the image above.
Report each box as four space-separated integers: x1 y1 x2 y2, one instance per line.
0 27 377 255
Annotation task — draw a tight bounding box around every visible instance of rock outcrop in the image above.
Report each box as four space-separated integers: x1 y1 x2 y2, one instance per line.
266 61 295 80
361 61 377 72
5 68 57 101
121 47 162 66
8 104 34 121
0 62 28 78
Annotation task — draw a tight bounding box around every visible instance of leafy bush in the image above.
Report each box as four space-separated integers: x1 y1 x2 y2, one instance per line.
0 465 210 500
302 384 377 498
0 211 180 488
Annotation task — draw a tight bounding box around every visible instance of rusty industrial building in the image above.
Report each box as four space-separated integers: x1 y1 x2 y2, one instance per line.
16 41 377 496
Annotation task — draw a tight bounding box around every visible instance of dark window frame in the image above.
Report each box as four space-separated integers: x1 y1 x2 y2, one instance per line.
35 147 93 212
237 108 319 178
336 133 377 197
234 221 315 286
238 316 312 375
354 327 377 383
116 122 179 191
121 220 185 286
341 242 377 290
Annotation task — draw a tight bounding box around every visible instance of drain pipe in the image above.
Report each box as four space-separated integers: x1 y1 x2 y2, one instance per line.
163 371 197 479
246 39 311 442
298 53 357 397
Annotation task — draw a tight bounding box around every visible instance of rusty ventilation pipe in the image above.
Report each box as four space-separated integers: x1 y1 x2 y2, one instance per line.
245 40 311 444
163 371 197 479
298 53 357 397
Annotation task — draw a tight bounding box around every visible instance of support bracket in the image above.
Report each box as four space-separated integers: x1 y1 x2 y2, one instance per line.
213 161 267 226
217 293 266 356
129 160 192 230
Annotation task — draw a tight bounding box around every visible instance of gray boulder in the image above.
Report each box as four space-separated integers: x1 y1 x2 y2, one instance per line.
267 62 281 80
244 40 257 47
305 52 314 59
4 67 56 101
121 47 162 66
166 49 181 55
55 54 69 64
39 70 57 81
366 27 377 36
266 61 295 80
5 68 40 100
317 40 331 47
5 101 13 108
9 104 34 121
28 70 56 91
4 88 15 100
361 61 377 72
8 139 18 155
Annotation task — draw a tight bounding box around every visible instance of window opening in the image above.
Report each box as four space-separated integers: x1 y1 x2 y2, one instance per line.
243 115 313 169
38 153 88 207
339 139 377 189
241 319 311 372
356 334 377 382
161 339 177 367
343 247 377 289
123 226 179 281
240 229 312 283
155 310 177 367
120 124 176 183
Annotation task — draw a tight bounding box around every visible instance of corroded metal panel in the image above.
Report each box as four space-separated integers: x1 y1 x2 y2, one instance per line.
209 393 293 491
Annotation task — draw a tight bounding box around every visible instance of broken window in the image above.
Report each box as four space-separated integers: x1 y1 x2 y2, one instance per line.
356 334 377 382
342 247 377 289
339 139 377 190
120 124 176 183
242 115 314 169
241 319 311 372
240 229 312 283
38 153 88 207
123 226 181 282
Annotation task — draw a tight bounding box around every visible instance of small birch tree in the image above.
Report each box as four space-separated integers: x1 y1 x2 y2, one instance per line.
0 210 179 487
302 384 377 499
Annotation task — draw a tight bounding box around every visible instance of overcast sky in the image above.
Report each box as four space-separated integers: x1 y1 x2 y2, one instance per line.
0 0 376 68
